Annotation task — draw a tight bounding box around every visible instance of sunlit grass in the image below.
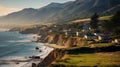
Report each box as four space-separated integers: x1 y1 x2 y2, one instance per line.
51 42 120 67
92 43 113 48
53 52 120 66
99 15 112 20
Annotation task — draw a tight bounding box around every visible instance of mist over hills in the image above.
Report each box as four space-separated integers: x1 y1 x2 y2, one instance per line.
0 0 120 25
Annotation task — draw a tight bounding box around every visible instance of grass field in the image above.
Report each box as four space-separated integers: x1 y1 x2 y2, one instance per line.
50 43 120 67
99 15 112 20
53 52 120 67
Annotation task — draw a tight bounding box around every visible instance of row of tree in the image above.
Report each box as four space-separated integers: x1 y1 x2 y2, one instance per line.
90 10 120 38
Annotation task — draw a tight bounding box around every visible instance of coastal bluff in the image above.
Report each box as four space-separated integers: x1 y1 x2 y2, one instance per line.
36 49 66 67
39 34 84 48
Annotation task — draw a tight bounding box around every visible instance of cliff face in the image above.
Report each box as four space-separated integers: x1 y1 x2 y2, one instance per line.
63 36 84 47
37 49 66 67
39 34 84 47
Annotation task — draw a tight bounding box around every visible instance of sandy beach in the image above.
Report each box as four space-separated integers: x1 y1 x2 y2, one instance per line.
41 43 67 49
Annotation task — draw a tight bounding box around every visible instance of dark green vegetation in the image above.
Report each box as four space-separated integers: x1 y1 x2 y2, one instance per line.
100 10 120 38
0 0 120 24
90 13 99 30
50 44 120 67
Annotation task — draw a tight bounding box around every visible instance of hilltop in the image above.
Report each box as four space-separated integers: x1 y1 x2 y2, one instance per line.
0 0 120 25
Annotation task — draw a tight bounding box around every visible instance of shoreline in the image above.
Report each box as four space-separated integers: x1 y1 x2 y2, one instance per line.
36 47 66 67
0 31 64 67
0 43 54 67
40 43 67 49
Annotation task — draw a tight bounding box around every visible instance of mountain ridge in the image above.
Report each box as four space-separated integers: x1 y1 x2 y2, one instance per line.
0 0 120 24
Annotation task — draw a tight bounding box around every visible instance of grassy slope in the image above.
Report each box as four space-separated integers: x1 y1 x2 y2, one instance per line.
57 52 120 66
51 43 120 67
99 15 112 20
69 15 112 24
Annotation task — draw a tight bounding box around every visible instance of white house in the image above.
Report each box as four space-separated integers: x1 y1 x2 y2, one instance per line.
84 34 95 40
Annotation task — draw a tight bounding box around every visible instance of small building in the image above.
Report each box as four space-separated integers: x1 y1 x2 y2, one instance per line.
64 31 83 37
84 34 95 41
112 39 120 45
95 35 111 43
93 33 103 36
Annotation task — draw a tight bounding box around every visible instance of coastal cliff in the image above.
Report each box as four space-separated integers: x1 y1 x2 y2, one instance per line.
39 34 84 48
37 49 66 67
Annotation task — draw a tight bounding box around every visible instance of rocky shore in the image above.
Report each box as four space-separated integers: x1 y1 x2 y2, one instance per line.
36 49 66 67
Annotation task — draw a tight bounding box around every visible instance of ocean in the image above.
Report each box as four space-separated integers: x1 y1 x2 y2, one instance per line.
0 30 53 67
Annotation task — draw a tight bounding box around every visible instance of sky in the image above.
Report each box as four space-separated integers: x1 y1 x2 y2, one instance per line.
0 0 75 16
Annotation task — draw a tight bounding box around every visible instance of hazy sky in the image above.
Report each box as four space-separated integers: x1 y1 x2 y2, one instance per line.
0 0 75 16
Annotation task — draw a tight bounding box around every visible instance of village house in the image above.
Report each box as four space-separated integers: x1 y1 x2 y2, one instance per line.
84 33 96 41
94 34 111 43
112 38 120 45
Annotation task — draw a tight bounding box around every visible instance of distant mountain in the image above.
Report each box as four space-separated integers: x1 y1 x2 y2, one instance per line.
0 0 120 24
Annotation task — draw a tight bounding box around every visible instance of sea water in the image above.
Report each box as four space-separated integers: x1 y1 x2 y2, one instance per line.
0 30 53 67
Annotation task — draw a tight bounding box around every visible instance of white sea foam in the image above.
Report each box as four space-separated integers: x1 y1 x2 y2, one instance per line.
0 28 9 32
8 40 31 43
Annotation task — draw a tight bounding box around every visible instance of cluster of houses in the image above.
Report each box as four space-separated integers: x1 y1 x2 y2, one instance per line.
84 33 111 43
55 23 112 43
33 22 119 45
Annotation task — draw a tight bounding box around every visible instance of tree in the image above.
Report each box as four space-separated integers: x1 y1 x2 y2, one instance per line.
111 10 120 35
90 13 99 30
101 10 120 36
